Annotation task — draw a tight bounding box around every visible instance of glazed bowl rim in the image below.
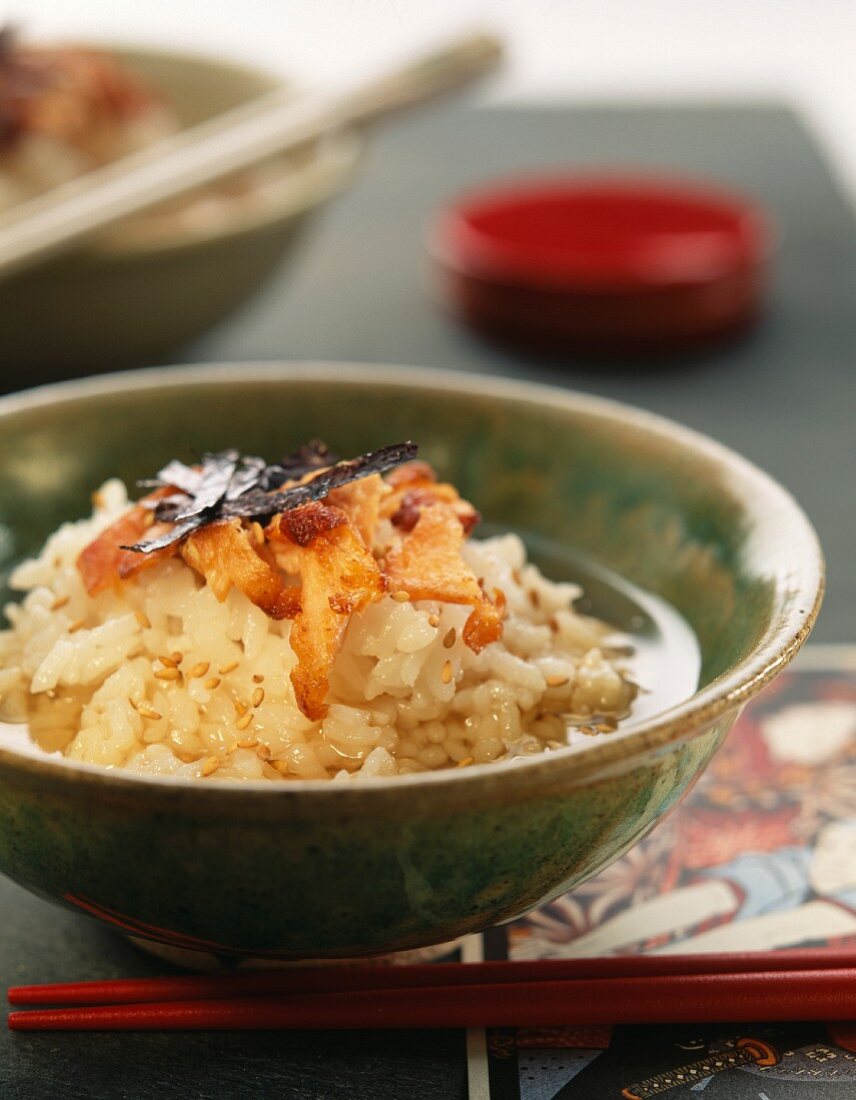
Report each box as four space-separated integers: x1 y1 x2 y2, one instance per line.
0 362 824 796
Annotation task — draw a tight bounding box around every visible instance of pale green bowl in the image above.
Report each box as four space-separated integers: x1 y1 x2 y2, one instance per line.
0 49 359 380
0 364 823 959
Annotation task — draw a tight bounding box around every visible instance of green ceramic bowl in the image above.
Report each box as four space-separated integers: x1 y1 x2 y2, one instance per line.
0 49 359 380
0 364 823 959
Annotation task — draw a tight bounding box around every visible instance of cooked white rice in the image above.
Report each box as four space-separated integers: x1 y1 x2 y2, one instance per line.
0 481 635 780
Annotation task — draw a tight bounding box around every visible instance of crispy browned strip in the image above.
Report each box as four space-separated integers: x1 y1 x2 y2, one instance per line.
381 463 479 536
278 502 347 548
181 520 300 619
115 522 178 582
384 501 504 653
285 524 385 720
77 489 175 595
327 474 388 548
463 588 506 652
384 502 483 605
389 487 479 536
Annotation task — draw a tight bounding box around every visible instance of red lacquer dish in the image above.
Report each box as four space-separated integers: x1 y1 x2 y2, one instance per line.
431 174 772 355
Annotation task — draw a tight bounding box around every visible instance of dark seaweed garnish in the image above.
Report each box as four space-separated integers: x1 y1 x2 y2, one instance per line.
123 441 417 553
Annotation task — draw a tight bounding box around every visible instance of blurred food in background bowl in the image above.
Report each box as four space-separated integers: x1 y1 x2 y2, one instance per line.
0 40 360 376
431 174 772 357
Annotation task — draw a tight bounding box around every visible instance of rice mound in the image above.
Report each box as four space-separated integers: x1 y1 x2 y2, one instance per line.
0 481 635 780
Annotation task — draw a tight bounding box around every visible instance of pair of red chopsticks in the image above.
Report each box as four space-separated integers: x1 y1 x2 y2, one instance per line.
8 947 856 1031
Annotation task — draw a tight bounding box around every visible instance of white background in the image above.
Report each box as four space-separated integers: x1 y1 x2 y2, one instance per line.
17 0 856 198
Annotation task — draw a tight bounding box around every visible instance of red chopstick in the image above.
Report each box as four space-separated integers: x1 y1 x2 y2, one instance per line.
10 946 856 1008
9 968 856 1031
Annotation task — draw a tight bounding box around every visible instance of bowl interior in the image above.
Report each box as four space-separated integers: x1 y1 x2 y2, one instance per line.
0 365 821 711
118 45 281 125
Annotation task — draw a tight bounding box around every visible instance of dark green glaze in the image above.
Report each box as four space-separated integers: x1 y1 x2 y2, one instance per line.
0 365 823 958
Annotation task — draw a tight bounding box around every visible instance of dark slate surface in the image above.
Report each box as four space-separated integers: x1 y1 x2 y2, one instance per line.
3 104 854 1098
0 876 466 1098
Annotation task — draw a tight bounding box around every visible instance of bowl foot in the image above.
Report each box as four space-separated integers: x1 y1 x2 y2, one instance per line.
127 934 464 972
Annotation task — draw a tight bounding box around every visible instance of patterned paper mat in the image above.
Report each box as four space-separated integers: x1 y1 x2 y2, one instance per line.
458 647 856 1099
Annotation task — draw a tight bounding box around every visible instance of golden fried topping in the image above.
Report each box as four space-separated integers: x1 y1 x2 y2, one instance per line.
77 490 174 595
181 519 300 620
277 522 385 720
277 501 347 548
76 446 505 721
381 461 480 535
384 501 483 605
384 500 505 651
327 473 388 547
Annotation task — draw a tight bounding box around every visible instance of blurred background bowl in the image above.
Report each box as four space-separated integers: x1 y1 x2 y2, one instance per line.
0 47 361 381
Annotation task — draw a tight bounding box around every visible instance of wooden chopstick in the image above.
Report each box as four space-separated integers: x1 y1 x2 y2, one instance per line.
10 947 856 1007
9 968 856 1031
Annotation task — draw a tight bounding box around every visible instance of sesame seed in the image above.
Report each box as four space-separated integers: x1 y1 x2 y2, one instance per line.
68 619 86 634
442 627 456 649
441 659 453 685
252 674 265 684
200 756 220 777
91 491 105 509
204 677 221 691
251 521 265 545
137 706 163 721
45 689 56 700
134 610 151 630
188 662 210 679
51 594 70 611
154 667 181 682
529 589 541 609
219 661 239 675
428 613 441 628
237 737 258 749
392 590 410 603
236 713 253 732
546 674 570 688
252 687 265 708
157 654 178 668
271 759 290 775
226 741 238 755
171 652 183 664
233 699 248 717
548 615 559 633
256 743 270 761
457 757 474 768
512 569 522 586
